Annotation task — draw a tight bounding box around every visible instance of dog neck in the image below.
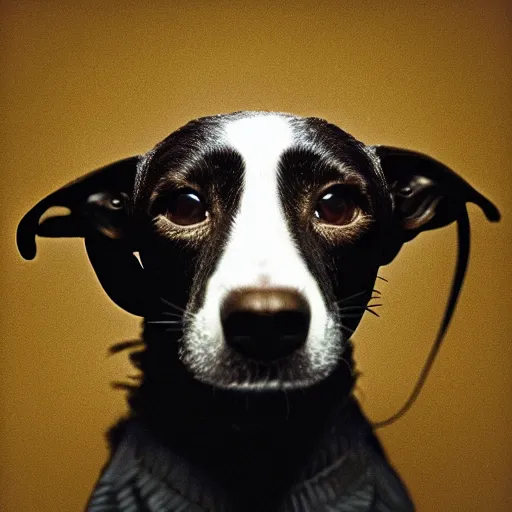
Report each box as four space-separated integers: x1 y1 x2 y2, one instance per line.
92 327 415 511
113 326 383 506
129 323 357 430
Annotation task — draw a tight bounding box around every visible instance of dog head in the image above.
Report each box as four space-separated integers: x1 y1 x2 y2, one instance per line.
17 112 499 392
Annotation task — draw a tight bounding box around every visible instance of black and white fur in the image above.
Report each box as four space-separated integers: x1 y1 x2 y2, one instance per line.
17 111 499 511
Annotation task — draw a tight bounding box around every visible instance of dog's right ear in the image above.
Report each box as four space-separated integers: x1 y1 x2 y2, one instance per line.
17 157 152 316
17 157 140 259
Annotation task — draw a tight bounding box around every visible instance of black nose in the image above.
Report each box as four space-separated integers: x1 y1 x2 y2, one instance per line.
221 288 311 361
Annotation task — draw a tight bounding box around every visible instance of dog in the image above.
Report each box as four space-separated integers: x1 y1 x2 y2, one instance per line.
17 111 500 511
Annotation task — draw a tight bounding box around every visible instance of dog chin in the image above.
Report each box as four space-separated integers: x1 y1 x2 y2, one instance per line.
180 345 340 392
220 379 318 391
191 372 333 392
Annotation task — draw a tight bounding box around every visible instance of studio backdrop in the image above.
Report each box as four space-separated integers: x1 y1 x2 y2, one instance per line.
1 1 510 511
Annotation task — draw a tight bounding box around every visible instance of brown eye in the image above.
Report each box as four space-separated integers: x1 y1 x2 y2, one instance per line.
166 189 208 226
314 185 359 225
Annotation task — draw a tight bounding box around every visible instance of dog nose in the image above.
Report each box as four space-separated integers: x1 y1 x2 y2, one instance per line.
221 288 310 361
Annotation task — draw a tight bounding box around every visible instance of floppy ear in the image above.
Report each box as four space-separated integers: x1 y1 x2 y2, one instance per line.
369 147 501 427
17 157 152 316
374 146 500 264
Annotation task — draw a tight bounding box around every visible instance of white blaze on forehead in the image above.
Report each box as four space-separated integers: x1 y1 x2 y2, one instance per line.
184 113 339 386
222 114 294 271
224 115 294 172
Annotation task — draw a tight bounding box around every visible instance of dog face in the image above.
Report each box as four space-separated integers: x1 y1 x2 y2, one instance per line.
17 111 499 392
132 112 390 389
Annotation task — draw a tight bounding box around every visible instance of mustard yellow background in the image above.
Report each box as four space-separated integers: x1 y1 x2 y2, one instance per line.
1 1 510 510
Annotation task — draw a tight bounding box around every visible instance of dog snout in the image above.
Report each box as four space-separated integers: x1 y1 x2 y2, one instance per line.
220 288 310 361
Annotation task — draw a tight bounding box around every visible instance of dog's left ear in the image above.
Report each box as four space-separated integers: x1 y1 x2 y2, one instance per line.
374 146 500 264
17 157 152 316
371 147 500 427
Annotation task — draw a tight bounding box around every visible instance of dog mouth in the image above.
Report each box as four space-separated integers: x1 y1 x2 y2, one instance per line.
179 308 343 391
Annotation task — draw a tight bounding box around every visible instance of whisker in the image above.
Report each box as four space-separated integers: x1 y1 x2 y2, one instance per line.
160 297 187 313
337 305 367 312
366 304 383 308
162 311 184 319
365 307 380 317
377 275 388 282
336 289 368 305
338 323 355 336
147 320 183 325
339 356 355 377
338 299 381 310
373 289 381 295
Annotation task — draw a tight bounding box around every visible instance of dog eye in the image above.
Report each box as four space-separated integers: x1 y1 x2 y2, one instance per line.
166 189 208 226
314 185 359 225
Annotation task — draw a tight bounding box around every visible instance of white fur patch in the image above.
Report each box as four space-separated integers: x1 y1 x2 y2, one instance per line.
183 114 341 388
